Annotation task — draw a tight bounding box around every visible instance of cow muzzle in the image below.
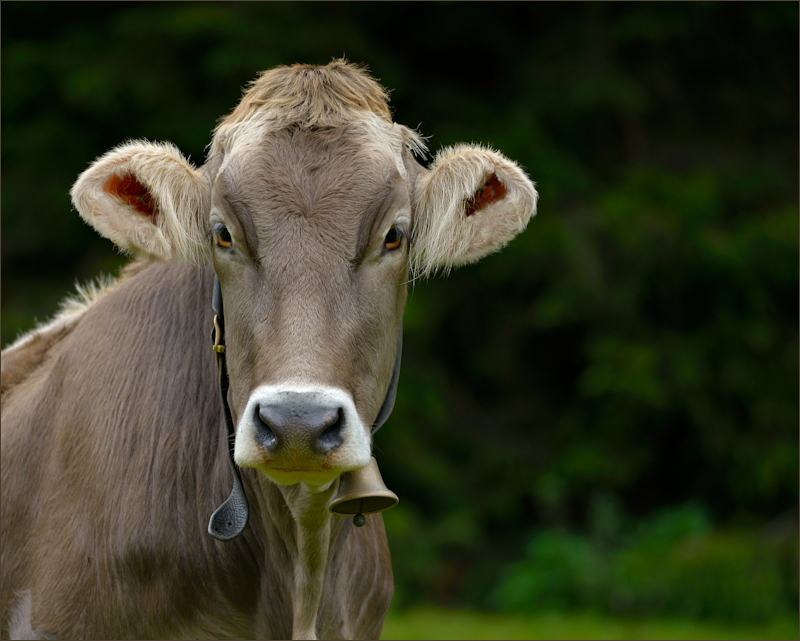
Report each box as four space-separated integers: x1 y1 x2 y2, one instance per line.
255 393 345 454
234 386 372 486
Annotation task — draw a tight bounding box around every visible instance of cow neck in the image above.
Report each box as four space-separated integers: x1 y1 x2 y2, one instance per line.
207 275 402 542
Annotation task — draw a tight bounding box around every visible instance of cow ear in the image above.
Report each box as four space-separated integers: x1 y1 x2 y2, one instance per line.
70 140 210 261
411 144 537 276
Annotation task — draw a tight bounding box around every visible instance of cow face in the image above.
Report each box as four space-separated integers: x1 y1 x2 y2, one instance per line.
70 61 537 489
205 119 414 486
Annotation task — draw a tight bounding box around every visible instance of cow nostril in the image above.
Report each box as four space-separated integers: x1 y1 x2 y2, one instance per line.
253 401 345 454
254 405 278 448
317 408 345 452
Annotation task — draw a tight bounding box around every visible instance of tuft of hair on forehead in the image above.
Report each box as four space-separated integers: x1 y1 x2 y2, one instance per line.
209 58 427 164
215 59 393 137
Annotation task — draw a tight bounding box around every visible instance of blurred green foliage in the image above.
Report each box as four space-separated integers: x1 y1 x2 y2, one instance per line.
2 2 797 621
491 503 797 622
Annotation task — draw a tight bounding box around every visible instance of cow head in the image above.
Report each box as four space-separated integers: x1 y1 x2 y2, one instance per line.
71 61 537 492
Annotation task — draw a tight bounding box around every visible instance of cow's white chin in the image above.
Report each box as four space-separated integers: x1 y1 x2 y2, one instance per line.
235 452 372 488
260 467 342 488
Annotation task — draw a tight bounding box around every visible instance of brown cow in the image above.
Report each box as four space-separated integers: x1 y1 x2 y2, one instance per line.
1 61 537 639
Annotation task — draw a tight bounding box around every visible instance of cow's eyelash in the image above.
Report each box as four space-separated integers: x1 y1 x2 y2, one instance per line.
388 224 410 244
205 223 223 241
207 223 229 239
208 223 234 250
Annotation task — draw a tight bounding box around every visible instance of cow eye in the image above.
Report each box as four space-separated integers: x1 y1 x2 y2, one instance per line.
384 227 402 251
216 226 233 249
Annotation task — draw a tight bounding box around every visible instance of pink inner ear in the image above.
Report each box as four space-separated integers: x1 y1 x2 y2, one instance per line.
464 173 507 217
103 174 159 224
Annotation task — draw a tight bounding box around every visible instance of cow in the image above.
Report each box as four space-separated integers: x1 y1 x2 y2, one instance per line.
1 60 537 640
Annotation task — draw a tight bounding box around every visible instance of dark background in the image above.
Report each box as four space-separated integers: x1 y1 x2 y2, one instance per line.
2 2 797 622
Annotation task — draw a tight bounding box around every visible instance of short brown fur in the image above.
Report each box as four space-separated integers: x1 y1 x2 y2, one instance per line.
2 61 404 640
1 261 393 639
216 60 392 135
2 59 536 640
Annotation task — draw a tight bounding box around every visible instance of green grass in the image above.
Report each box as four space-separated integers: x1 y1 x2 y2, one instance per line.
381 607 799 640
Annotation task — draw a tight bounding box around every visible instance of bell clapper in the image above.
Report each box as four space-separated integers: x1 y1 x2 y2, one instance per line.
353 499 366 527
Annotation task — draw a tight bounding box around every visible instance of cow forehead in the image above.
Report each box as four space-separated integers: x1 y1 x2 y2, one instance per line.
212 111 411 182
210 118 411 263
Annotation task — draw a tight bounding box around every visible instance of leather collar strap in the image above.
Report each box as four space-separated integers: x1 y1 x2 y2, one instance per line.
208 277 250 541
371 330 401 433
207 276 403 541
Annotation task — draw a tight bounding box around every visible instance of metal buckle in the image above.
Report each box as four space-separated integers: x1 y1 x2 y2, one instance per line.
212 315 225 356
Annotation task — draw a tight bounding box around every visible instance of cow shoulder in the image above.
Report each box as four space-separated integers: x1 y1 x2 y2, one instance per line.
1 261 151 404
